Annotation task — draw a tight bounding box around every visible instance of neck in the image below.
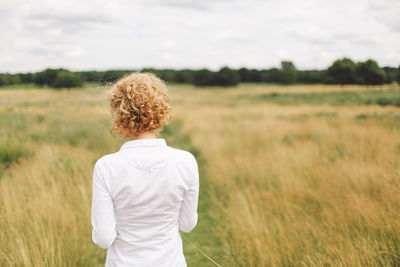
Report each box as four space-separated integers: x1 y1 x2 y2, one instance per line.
130 131 157 140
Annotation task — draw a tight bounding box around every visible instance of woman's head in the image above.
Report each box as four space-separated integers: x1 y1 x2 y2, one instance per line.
107 72 172 139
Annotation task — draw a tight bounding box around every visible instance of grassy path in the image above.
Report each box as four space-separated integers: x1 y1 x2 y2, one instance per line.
161 120 230 267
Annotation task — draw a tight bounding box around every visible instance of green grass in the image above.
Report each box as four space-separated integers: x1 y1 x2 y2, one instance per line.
0 83 42 89
0 141 32 176
160 121 226 266
0 82 103 90
236 89 400 106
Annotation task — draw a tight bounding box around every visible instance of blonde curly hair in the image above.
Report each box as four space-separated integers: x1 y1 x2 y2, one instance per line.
107 72 172 139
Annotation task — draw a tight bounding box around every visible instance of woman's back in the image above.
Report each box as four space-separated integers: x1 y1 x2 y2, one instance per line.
91 138 199 267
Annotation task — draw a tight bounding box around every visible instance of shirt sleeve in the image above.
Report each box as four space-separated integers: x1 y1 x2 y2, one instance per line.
178 155 200 233
91 160 117 249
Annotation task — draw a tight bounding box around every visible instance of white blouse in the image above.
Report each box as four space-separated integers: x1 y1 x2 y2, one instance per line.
91 138 199 267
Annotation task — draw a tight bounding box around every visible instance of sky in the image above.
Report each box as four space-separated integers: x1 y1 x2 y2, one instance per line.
1 0 399 73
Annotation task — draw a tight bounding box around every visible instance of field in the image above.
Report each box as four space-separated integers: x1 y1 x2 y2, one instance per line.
0 84 400 266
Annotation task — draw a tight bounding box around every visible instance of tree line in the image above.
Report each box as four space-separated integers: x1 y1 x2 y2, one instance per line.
0 58 399 88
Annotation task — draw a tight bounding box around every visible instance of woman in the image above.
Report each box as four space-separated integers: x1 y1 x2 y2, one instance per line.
91 72 199 267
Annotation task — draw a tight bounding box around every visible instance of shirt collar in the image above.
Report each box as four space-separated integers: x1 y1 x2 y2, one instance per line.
119 138 167 150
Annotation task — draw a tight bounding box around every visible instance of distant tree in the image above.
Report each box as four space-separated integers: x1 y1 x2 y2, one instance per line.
279 61 297 84
0 73 21 85
355 59 386 85
382 67 397 84
18 73 33 83
0 73 12 86
192 69 215 86
327 58 357 85
33 69 57 85
214 67 240 86
261 68 282 83
34 68 65 86
174 69 193 84
52 71 83 88
297 70 327 84
252 69 264 82
103 70 130 83
158 69 176 82
77 71 105 83
3 60 397 89
238 68 263 82
238 68 250 82
141 68 162 79
0 74 6 86
10 74 21 84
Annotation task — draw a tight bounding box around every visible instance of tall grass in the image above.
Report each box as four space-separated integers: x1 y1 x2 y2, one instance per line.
1 85 399 266
174 87 400 266
0 89 117 265
0 87 224 266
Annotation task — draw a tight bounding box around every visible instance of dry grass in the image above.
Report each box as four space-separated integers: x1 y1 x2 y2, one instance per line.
173 86 400 266
1 85 400 266
0 145 102 266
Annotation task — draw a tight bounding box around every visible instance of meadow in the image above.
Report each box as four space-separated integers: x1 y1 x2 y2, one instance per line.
0 84 399 266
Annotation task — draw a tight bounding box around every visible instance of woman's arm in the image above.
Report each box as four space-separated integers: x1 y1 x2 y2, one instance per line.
91 160 117 249
178 155 199 233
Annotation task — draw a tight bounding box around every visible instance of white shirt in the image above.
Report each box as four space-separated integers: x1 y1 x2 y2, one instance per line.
91 138 199 267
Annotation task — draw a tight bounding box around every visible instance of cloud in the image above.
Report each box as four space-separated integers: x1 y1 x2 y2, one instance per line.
0 0 399 72
147 0 236 11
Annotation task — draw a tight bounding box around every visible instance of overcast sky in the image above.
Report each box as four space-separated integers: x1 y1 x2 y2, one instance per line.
1 0 399 73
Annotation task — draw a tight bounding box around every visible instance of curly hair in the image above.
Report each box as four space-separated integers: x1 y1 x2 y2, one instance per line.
107 72 172 139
